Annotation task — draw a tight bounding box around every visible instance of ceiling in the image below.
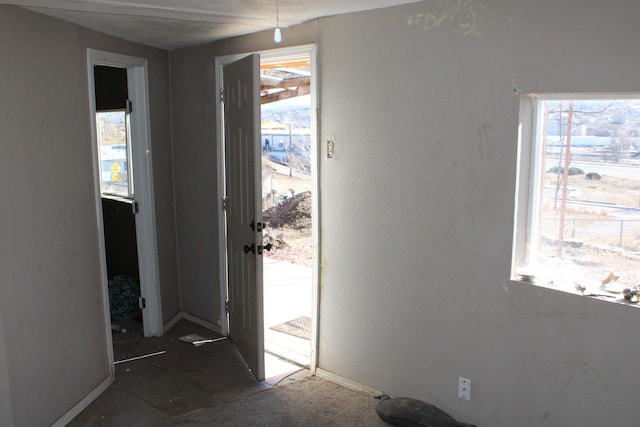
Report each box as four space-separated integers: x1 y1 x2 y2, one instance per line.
3 0 422 50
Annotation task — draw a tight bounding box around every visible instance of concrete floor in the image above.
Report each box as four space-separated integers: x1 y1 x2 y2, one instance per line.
263 256 313 370
69 319 387 426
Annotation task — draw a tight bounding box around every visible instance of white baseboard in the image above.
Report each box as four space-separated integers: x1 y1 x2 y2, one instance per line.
315 368 382 397
162 311 183 334
163 311 223 335
53 311 222 426
52 375 113 426
182 312 222 334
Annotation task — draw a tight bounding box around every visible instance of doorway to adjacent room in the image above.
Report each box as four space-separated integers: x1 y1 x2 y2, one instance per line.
88 50 163 368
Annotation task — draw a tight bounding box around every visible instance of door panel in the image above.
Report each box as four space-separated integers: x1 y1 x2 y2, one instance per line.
223 54 264 381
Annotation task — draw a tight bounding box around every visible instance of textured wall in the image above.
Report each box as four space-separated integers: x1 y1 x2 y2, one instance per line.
0 313 11 426
315 1 640 425
171 0 640 425
0 5 177 425
170 43 220 325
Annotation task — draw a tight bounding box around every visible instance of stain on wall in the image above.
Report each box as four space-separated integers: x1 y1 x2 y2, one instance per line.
405 0 492 39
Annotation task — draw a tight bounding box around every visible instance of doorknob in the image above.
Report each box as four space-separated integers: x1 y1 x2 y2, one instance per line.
249 221 263 232
243 244 256 254
257 243 272 255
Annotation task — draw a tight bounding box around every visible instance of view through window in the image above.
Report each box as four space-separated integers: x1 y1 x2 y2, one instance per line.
96 110 133 198
514 97 640 301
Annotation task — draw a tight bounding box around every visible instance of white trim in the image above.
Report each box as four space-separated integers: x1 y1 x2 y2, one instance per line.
86 49 116 376
127 62 164 337
315 368 383 398
162 311 183 334
163 311 223 335
250 53 266 382
88 49 163 338
215 54 232 336
528 92 640 102
511 93 640 282
182 312 223 334
52 376 114 427
511 94 535 278
308 44 320 375
259 44 317 62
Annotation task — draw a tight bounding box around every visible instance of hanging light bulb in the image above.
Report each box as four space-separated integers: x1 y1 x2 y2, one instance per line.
274 0 282 43
274 27 282 44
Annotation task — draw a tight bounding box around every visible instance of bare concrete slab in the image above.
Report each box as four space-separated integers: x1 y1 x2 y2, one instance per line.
69 319 386 426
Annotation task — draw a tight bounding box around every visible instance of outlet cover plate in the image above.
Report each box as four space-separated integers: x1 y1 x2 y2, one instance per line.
458 377 471 401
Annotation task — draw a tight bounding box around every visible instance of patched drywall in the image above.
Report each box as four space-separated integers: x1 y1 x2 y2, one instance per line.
0 5 177 425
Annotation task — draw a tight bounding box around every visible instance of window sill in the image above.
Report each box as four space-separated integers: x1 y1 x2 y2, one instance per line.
101 194 134 204
510 277 640 308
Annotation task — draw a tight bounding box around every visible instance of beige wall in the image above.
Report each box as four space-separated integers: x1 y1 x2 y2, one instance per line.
2 0 639 425
169 43 220 324
318 2 640 425
0 5 178 425
171 1 640 425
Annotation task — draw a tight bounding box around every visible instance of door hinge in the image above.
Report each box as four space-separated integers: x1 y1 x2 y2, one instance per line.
139 296 146 309
126 99 133 114
220 88 225 104
225 299 230 314
222 196 229 210
132 200 139 214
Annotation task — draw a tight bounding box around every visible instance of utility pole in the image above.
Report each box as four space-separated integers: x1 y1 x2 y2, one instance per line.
557 102 574 258
554 102 563 210
539 103 549 237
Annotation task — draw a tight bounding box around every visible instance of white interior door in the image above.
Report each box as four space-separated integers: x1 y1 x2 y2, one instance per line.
223 54 265 381
89 51 162 339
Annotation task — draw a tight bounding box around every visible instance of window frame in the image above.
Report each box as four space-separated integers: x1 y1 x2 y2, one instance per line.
512 92 640 287
95 108 135 199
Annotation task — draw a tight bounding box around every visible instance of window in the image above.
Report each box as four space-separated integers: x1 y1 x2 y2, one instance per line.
513 95 640 301
96 110 134 198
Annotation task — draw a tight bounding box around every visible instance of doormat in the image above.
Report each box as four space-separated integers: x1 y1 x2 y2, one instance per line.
270 316 311 340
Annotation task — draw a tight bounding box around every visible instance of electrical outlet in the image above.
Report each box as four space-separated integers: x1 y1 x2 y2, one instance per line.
458 377 471 401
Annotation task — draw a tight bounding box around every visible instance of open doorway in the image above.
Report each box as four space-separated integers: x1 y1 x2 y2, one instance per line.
217 45 318 382
259 54 315 379
93 65 144 352
88 50 164 370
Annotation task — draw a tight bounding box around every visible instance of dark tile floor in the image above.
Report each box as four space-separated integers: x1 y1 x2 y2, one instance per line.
68 319 386 426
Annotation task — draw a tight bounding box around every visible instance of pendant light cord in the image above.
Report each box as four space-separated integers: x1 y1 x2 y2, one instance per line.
274 0 282 43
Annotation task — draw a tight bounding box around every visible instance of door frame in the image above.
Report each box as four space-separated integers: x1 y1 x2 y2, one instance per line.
87 49 163 341
215 44 320 373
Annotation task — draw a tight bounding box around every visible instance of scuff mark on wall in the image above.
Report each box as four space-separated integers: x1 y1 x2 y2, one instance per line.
404 0 493 39
512 74 522 97
477 123 492 158
429 139 445 159
320 227 329 283
541 358 610 420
